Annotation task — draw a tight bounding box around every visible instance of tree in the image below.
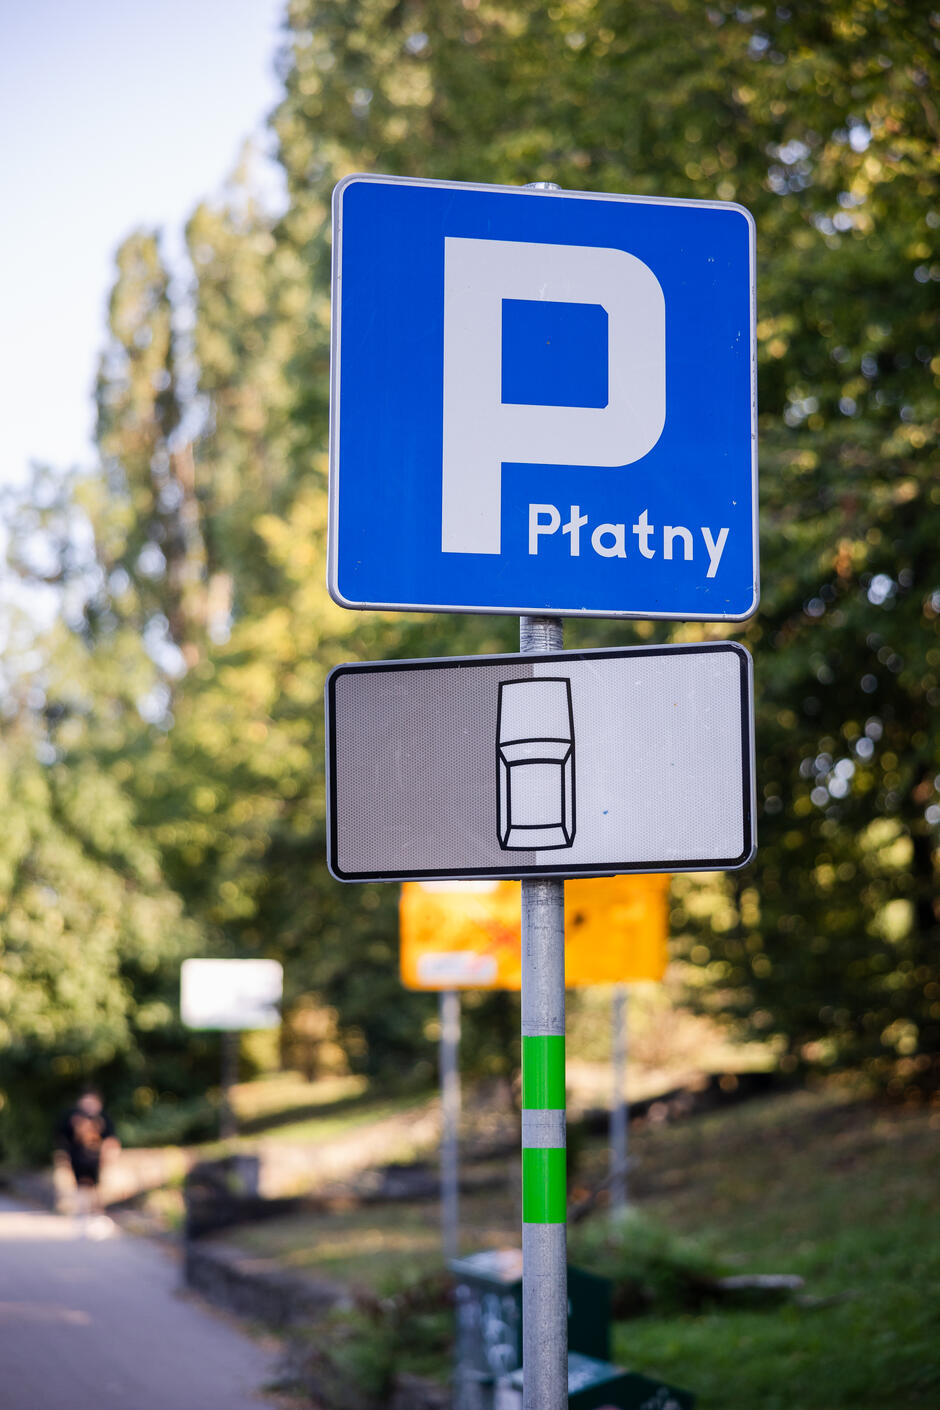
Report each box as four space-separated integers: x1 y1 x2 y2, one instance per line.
264 0 939 1086
4 0 936 1107
93 229 207 665
0 676 202 1161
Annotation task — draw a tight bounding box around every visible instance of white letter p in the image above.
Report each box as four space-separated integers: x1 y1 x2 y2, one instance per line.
441 237 665 555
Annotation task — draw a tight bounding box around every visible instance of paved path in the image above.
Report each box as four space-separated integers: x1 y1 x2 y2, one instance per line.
0 1198 279 1410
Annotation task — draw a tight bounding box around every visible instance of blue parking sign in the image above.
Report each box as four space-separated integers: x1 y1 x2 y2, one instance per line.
329 175 757 621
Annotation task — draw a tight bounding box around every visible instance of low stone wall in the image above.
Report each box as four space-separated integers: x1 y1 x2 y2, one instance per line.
184 1237 350 1326
10 1145 195 1212
11 1098 441 1213
184 1236 453 1407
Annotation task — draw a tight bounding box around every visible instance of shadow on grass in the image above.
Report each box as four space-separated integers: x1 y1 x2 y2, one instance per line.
235 1081 432 1138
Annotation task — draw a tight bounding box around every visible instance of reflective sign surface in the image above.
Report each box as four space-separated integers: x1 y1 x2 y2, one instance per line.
327 642 755 882
329 175 757 620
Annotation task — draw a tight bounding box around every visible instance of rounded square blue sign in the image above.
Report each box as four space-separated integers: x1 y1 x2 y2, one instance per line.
329 175 757 621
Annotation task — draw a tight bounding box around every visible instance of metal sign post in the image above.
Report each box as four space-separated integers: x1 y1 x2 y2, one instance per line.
519 614 567 1410
220 1029 239 1142
326 169 758 1410
179 958 284 1142
610 985 629 1212
439 988 461 1263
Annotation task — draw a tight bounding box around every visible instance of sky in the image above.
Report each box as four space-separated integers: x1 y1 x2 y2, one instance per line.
0 0 287 491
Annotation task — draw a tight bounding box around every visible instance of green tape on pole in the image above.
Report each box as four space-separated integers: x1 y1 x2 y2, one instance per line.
522 1146 567 1223
522 1034 565 1109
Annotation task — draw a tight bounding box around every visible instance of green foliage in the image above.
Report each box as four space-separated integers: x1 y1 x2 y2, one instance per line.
287 1272 452 1409
232 1089 938 1410
93 230 207 655
0 710 205 1161
570 1208 725 1317
608 1091 940 1409
2 0 938 1131
264 0 940 1087
117 1093 220 1150
297 1304 394 1409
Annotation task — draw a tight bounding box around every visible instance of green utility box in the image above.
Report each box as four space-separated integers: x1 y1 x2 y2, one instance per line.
451 1248 612 1382
503 1352 696 1409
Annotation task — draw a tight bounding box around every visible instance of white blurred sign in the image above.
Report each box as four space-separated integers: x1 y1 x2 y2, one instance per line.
180 958 283 1031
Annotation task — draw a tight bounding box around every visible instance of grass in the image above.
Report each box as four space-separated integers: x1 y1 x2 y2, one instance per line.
231 1072 369 1126
118 1073 375 1151
220 1086 939 1408
238 1092 431 1146
227 1160 519 1285
191 1073 438 1165
606 1090 940 1409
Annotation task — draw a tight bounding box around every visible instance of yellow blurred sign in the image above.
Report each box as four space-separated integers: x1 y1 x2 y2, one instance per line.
400 875 668 990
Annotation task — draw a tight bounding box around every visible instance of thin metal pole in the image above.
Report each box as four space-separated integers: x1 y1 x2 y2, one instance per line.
439 988 461 1263
520 613 567 1410
220 1029 239 1141
610 984 629 1212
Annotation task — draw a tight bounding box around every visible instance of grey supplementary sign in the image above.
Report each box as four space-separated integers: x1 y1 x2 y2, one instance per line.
326 641 755 882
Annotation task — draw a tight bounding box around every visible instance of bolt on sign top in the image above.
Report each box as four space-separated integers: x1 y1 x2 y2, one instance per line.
328 174 757 622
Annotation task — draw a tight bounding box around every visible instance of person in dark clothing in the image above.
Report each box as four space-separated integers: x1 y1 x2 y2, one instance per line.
54 1087 120 1225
